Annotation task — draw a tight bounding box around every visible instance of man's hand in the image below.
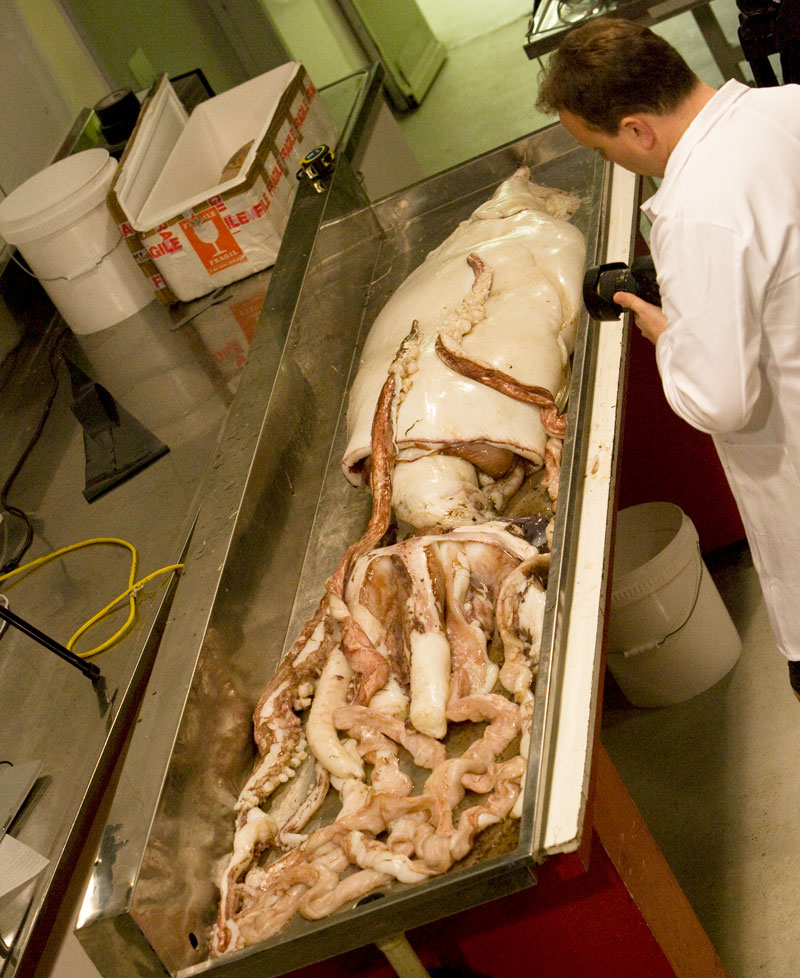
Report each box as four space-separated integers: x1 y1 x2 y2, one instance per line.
613 291 668 344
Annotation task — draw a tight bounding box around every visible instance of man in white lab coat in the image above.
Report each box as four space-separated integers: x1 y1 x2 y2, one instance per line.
536 17 800 702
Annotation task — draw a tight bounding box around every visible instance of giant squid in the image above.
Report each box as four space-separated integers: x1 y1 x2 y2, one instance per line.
211 166 586 956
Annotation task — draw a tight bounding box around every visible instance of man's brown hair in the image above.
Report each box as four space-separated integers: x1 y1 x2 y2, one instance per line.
536 17 699 134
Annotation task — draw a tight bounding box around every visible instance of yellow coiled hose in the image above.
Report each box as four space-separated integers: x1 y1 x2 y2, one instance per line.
0 537 183 658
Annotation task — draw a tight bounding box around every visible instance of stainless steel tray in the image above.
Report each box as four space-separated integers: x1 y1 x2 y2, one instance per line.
75 127 631 977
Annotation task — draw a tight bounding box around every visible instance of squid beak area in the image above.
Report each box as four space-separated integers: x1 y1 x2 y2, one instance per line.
504 515 551 550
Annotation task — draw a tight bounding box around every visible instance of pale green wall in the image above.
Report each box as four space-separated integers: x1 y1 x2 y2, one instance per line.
17 0 107 112
1 0 107 192
62 0 251 94
260 0 367 89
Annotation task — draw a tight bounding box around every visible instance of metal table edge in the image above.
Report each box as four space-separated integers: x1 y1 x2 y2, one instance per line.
531 163 639 858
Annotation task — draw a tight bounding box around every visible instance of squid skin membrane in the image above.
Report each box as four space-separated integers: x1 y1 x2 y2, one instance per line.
343 165 585 506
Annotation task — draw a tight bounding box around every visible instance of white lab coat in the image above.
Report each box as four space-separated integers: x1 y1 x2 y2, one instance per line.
643 79 800 661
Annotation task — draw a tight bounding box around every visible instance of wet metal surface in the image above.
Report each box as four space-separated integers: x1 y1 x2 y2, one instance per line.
0 261 273 978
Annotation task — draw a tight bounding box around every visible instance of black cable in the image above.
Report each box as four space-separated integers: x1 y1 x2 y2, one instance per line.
0 333 25 398
0 323 69 574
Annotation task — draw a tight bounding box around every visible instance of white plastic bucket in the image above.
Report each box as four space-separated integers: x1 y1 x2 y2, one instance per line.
608 502 742 708
0 149 153 334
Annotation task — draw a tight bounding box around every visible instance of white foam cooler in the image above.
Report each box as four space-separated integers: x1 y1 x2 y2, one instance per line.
608 501 742 708
108 62 337 305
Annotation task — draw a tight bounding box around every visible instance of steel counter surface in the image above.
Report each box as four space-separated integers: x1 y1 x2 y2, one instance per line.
74 128 634 978
0 65 385 978
0 260 277 978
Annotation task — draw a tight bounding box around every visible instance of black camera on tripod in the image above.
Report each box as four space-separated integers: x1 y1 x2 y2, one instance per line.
737 0 800 86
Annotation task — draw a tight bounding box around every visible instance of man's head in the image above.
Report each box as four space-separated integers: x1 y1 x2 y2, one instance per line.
537 18 704 176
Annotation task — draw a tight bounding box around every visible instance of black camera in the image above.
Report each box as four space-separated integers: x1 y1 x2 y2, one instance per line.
582 255 661 321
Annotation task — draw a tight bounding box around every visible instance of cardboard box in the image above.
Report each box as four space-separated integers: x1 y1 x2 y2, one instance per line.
107 63 337 304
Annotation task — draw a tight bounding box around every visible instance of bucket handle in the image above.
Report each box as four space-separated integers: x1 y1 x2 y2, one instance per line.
7 236 125 283
619 543 704 658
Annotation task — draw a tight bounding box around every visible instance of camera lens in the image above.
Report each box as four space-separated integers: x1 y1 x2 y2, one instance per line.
582 262 633 320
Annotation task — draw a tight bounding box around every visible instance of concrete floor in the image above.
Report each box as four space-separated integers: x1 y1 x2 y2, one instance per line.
604 542 800 978
396 5 798 978
396 0 748 177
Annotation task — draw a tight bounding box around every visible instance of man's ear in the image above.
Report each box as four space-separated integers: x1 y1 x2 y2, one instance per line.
620 115 656 150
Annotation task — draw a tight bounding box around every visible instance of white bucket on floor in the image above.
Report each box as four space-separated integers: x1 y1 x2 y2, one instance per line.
608 502 742 708
0 149 153 334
